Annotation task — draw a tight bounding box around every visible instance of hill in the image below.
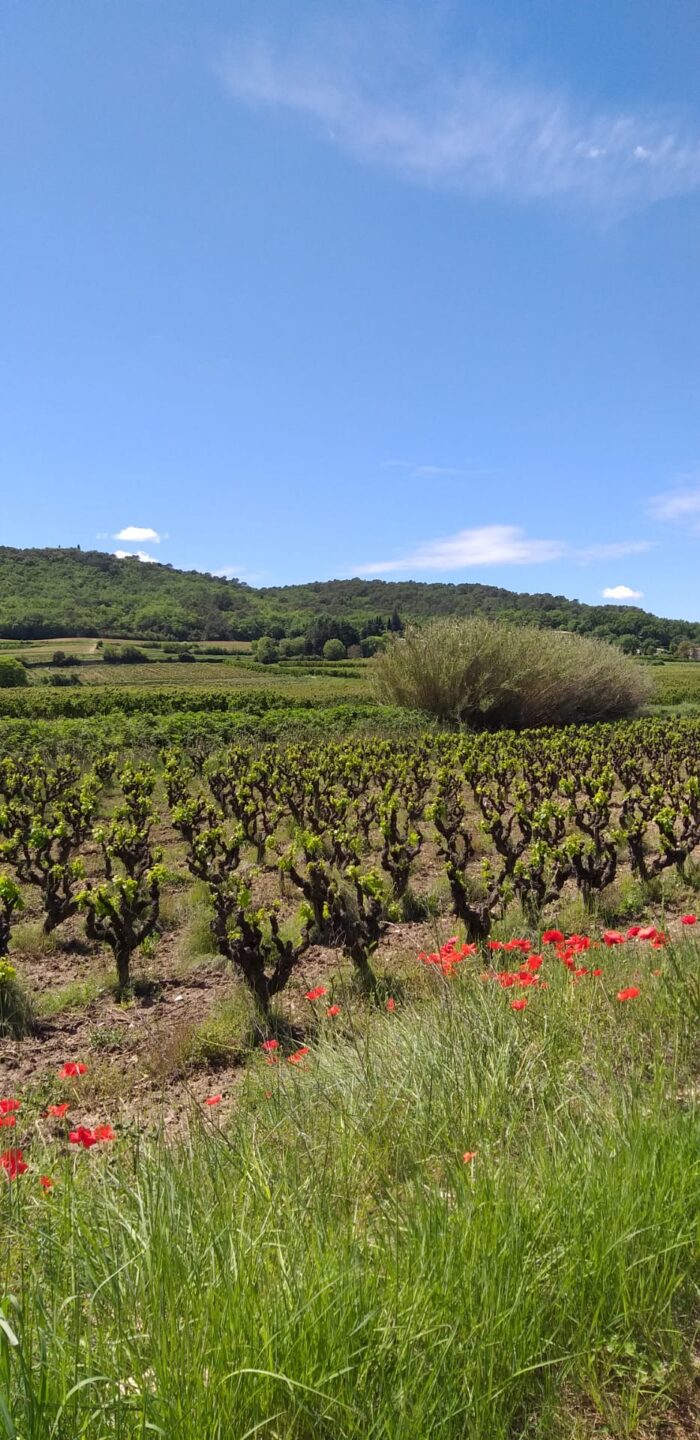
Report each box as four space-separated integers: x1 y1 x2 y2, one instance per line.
0 545 697 653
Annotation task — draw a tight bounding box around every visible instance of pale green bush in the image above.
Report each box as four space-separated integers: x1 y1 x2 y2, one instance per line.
374 617 651 728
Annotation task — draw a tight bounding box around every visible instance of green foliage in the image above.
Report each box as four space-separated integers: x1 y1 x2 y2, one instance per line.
102 644 150 664
253 635 279 664
374 617 651 728
1 545 698 649
2 948 699 1435
78 766 163 993
0 656 28 688
322 637 346 661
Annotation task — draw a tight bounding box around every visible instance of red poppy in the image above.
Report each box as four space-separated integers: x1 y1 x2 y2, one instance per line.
204 1095 222 1107
1 1149 28 1179
510 998 528 1011
526 954 543 972
627 925 641 938
0 1098 20 1114
488 940 504 951
616 986 640 1002
288 1047 310 1065
69 1127 98 1148
0 1116 16 1129
681 914 697 926
592 967 604 977
602 930 626 946
327 1004 341 1017
462 1151 477 1164
304 986 327 1002
637 926 657 941
39 1176 54 1191
386 997 396 1012
542 929 564 944
260 1039 279 1052
93 1124 115 1142
60 1062 87 1078
574 966 589 977
46 1103 70 1118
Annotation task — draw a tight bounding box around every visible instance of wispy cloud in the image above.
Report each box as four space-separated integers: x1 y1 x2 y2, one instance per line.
648 481 700 523
214 564 269 584
381 460 466 479
114 550 158 564
221 30 700 213
113 526 162 544
602 584 644 600
357 525 564 574
356 524 650 575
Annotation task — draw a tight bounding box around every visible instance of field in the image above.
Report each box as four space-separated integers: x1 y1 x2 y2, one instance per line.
1 674 699 1437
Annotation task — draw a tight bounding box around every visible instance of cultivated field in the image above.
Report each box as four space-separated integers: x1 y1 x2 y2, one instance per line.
0 675 699 1438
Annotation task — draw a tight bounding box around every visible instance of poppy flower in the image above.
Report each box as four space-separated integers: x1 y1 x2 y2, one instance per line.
93 1125 115 1142
69 1126 98 1148
60 1062 87 1078
260 1039 279 1052
39 1176 54 1191
627 925 641 938
637 926 657 942
204 1095 222 1107
616 986 640 1002
681 914 697 926
462 1151 477 1164
0 1116 16 1129
542 929 564 944
510 998 528 1011
304 986 327 1002
288 1047 310 1065
603 931 626 946
488 940 504 951
592 968 604 977
46 1103 70 1118
527 955 543 972
0 1098 20 1114
386 997 396 1012
326 1004 341 1017
1 1149 28 1179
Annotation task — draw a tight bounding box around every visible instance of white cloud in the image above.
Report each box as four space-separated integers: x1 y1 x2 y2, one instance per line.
357 525 652 576
382 460 465 479
357 525 566 574
602 585 644 600
114 550 159 564
648 484 700 522
221 32 700 213
113 526 162 544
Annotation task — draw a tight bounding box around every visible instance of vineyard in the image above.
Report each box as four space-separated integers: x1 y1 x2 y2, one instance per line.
1 716 700 1024
1 713 699 1437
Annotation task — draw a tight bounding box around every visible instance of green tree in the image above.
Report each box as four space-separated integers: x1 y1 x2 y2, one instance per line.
0 658 28 688
254 636 280 664
323 638 346 661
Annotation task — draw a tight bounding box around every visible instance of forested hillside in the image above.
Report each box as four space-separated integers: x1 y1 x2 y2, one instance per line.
0 545 697 650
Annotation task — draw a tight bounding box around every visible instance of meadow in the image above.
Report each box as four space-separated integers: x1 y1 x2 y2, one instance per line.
0 663 699 1438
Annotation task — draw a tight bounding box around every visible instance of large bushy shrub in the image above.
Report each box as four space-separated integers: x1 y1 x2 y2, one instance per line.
0 657 28 688
373 617 651 728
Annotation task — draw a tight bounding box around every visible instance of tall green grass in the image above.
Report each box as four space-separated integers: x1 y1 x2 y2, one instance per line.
374 618 651 727
1 942 698 1438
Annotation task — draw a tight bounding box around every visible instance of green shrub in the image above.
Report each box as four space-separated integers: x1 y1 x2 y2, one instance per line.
0 657 28 688
323 638 347 661
253 636 280 664
374 617 651 728
102 644 150 664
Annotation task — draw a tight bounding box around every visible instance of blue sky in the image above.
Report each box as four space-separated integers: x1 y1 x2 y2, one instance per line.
2 0 700 616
